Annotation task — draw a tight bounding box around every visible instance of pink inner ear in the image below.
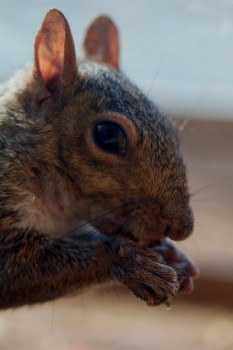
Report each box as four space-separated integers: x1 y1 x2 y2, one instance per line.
32 9 77 103
36 22 65 86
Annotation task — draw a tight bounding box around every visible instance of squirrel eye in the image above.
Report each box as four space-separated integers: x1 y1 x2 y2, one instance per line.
94 122 127 155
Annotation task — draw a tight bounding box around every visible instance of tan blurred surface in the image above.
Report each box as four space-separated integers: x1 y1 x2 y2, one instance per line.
0 119 233 350
0 290 232 350
178 118 233 280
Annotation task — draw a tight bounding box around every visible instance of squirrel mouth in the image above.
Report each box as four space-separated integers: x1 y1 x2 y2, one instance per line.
99 224 139 243
94 205 193 244
105 227 165 248
117 229 139 243
100 223 192 247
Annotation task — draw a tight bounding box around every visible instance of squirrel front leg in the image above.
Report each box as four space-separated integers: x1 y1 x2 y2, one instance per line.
0 229 115 308
0 229 178 309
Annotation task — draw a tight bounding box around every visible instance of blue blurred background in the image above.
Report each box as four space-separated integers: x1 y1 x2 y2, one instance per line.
1 0 233 119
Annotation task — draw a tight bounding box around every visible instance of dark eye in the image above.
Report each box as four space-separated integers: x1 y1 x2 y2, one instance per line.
94 122 127 155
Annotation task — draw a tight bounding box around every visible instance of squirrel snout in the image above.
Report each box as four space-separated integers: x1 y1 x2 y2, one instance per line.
129 197 194 243
164 222 193 241
161 200 194 241
164 211 194 241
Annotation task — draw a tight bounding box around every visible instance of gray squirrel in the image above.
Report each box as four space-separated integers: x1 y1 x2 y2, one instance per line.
0 9 198 309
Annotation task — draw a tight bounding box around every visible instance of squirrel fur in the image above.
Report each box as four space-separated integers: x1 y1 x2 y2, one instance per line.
0 9 197 309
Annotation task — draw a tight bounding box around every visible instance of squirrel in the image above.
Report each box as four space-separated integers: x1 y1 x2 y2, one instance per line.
0 9 198 309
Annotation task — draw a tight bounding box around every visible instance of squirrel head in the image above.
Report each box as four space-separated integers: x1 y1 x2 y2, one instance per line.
13 9 193 244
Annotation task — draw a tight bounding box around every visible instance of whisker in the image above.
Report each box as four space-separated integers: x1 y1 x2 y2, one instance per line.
61 203 128 238
114 212 142 240
79 211 130 238
194 218 213 241
191 174 233 196
194 207 233 224
121 212 141 232
191 196 227 203
84 200 136 215
187 79 212 119
64 202 142 239
82 207 142 240
193 203 233 215
50 300 55 334
146 54 163 98
189 233 205 262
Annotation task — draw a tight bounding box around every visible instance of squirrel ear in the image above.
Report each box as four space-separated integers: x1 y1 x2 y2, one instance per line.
82 15 119 69
32 8 77 103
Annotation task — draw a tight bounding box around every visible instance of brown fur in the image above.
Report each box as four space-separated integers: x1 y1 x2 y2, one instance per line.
0 9 196 309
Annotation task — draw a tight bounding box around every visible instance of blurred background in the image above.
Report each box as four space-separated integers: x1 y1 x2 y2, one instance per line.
0 1 233 349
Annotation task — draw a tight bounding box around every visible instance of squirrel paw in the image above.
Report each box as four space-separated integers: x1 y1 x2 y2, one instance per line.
151 239 199 293
110 241 179 306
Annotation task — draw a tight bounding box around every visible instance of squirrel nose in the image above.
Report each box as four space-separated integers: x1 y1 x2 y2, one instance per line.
163 203 194 241
164 221 193 241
